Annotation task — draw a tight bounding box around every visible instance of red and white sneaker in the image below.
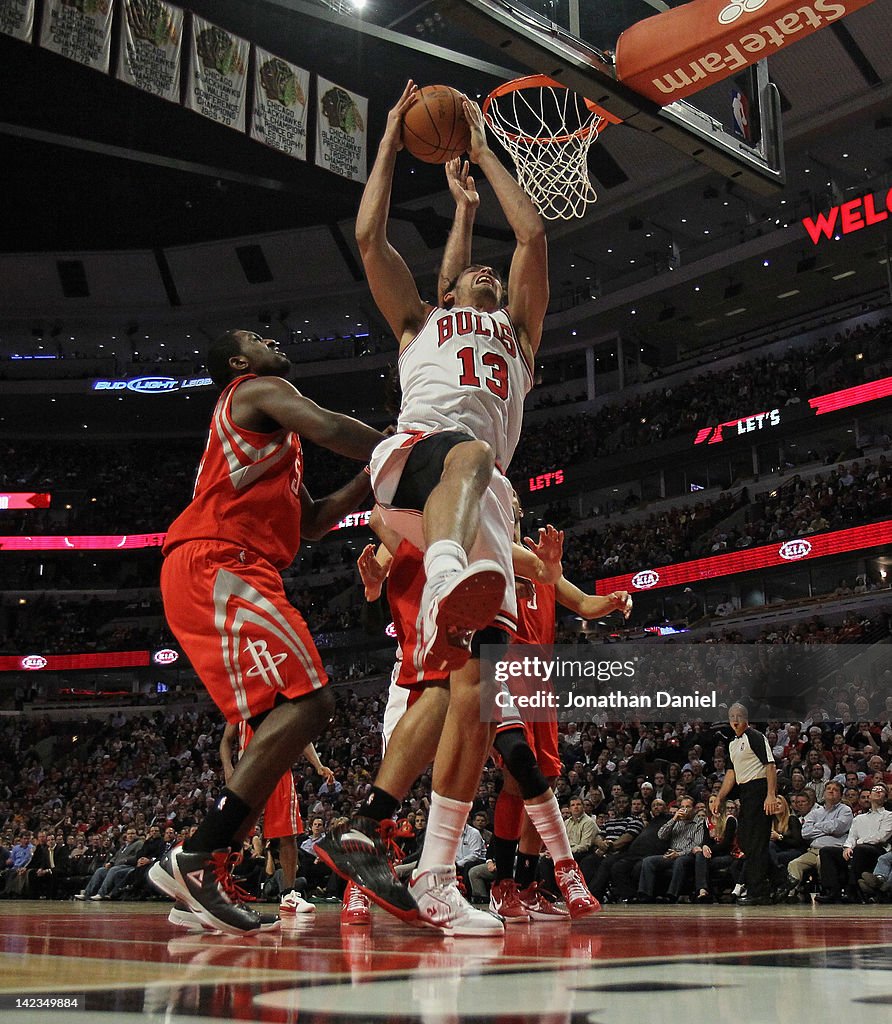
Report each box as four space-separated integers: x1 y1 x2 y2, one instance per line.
280 890 315 915
419 562 506 672
554 859 601 919
341 881 372 926
518 881 570 921
409 864 504 936
489 879 530 924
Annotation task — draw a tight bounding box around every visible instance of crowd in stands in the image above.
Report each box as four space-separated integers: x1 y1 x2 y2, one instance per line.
513 317 890 475
3 691 892 906
737 456 891 546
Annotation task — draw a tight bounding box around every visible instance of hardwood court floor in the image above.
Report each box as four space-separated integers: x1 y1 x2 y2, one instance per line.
2 902 892 1023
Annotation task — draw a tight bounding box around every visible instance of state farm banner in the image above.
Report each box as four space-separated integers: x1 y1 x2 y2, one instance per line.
250 47 310 159
39 0 113 72
185 14 248 132
0 0 35 41
116 0 184 104
315 76 367 182
615 0 875 104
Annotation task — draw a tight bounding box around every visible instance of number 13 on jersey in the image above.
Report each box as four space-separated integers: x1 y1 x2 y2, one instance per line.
457 347 509 399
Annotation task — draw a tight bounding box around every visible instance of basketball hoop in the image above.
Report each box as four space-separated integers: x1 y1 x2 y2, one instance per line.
482 75 617 221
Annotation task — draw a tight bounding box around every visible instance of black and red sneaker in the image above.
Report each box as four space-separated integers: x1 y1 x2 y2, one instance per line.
316 816 418 923
149 845 267 935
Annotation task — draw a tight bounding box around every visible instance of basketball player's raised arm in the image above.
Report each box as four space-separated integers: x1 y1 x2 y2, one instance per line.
356 80 429 343
299 472 371 541
437 157 479 306
555 577 633 621
247 376 384 461
357 543 392 602
463 99 549 355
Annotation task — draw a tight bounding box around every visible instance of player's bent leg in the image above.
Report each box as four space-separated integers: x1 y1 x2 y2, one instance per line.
423 439 495 552
409 658 505 934
494 732 600 919
420 441 506 671
229 688 335 812
426 658 496 805
374 684 449 800
152 689 333 935
317 685 449 924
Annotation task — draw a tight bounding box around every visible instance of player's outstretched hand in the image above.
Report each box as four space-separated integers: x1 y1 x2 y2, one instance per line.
385 79 418 151
462 99 490 163
608 591 633 619
319 765 336 787
525 525 564 585
357 543 388 601
445 157 479 211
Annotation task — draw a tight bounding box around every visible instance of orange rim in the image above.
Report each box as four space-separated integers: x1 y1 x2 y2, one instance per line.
482 74 619 145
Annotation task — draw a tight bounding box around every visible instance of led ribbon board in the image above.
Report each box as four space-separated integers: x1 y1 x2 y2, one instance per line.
595 519 892 594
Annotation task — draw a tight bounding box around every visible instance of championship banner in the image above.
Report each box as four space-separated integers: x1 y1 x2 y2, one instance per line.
39 0 113 73
250 46 310 160
615 0 876 104
185 14 248 132
0 0 35 42
116 0 183 104
315 76 367 182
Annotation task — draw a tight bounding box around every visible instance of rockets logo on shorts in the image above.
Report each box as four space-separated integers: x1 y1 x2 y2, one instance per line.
244 637 288 689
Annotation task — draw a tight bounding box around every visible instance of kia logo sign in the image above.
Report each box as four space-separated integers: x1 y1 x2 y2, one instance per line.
631 569 660 590
718 0 768 25
21 654 48 670
779 539 812 561
153 648 179 665
385 623 397 639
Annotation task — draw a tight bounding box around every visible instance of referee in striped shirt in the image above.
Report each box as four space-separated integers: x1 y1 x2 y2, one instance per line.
716 703 779 905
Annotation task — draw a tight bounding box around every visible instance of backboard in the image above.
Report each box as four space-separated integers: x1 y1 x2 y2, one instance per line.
441 0 786 194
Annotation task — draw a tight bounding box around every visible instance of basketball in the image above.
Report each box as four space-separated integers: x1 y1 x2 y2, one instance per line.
402 85 471 164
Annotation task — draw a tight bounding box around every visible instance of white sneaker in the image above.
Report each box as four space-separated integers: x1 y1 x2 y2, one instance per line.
409 865 504 937
419 561 506 672
169 902 212 933
279 890 316 915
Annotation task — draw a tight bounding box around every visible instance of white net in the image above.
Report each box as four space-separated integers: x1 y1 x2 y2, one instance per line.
483 80 603 221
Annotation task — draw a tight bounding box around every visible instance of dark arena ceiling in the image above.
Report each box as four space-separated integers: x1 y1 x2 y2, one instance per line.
0 0 891 388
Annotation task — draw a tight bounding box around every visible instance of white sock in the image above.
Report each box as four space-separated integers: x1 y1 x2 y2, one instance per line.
424 540 467 583
416 791 471 874
525 793 572 864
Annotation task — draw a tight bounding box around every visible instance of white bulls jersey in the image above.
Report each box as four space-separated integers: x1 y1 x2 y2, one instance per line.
397 306 533 469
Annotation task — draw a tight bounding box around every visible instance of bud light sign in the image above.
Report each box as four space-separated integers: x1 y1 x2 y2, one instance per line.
92 376 213 394
778 539 812 561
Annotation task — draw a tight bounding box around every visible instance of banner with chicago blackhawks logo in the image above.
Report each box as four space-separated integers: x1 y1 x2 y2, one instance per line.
0 0 35 42
39 0 114 72
250 46 310 160
116 0 183 104
185 13 248 132
315 76 367 182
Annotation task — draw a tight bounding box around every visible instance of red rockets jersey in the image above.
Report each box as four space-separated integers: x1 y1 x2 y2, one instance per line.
512 578 557 647
163 375 303 569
